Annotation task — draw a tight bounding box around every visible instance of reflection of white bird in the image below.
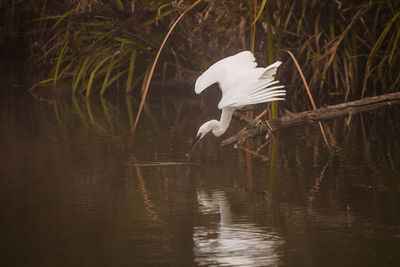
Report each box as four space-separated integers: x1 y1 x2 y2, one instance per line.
187 51 285 154
194 190 283 266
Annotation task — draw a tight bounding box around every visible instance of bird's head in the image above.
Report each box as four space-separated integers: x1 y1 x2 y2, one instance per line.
186 121 217 156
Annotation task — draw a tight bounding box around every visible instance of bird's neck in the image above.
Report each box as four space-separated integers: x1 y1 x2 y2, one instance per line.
212 108 234 137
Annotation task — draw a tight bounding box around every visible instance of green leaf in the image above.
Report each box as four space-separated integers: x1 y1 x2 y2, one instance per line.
99 56 115 96
86 56 113 97
126 49 137 93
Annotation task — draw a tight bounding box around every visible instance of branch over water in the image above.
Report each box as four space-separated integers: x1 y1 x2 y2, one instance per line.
222 92 400 146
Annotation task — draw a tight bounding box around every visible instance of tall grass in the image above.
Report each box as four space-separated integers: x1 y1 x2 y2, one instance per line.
2 0 399 103
277 0 400 100
26 0 183 96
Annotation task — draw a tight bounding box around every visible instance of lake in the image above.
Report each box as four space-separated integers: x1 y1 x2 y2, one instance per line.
1 60 399 266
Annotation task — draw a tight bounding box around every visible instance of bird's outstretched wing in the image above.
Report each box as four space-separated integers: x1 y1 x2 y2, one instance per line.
218 61 285 109
195 51 257 95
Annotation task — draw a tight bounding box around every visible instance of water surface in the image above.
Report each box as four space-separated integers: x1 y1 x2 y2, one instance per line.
1 62 400 266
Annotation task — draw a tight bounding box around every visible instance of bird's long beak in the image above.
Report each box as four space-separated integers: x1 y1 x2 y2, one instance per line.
186 133 202 157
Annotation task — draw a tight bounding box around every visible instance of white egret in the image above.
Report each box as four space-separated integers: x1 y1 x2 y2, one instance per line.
187 51 285 154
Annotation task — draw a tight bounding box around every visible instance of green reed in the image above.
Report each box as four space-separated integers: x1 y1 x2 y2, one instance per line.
2 0 399 103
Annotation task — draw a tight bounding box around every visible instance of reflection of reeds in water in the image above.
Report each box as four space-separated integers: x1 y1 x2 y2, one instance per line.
274 110 400 209
131 155 159 223
307 161 329 204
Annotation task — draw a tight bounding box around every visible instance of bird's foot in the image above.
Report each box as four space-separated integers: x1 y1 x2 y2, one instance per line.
265 120 273 132
185 153 192 163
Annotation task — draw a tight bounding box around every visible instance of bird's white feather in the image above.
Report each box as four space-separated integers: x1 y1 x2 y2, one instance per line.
190 51 286 144
195 51 257 95
259 61 281 80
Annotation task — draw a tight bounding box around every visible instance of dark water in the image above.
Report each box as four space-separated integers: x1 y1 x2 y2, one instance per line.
1 63 400 266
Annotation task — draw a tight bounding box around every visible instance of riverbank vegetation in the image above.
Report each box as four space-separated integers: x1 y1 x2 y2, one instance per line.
1 0 399 101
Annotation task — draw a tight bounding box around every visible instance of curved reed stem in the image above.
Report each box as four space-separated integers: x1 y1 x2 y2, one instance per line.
287 50 329 147
131 0 203 137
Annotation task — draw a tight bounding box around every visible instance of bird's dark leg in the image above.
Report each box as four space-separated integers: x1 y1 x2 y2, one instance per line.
263 102 273 132
185 153 191 163
265 120 273 132
256 102 273 139
265 102 271 112
257 137 271 152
